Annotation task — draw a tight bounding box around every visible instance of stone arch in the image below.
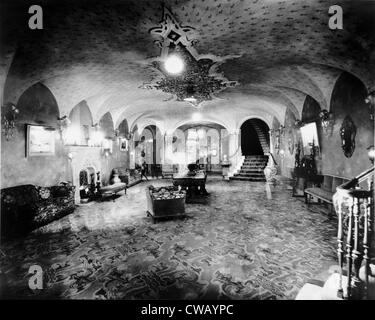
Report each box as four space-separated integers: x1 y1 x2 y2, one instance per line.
15 82 60 126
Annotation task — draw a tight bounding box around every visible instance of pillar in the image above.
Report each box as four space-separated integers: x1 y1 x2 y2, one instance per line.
164 132 174 165
228 129 241 175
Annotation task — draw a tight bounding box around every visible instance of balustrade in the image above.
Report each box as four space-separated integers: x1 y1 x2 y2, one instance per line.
333 167 374 299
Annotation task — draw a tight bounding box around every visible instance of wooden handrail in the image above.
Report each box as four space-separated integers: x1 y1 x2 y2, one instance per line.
267 152 278 166
337 166 374 191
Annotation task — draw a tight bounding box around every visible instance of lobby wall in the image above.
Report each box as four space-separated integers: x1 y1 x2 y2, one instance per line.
1 85 129 190
320 72 374 178
1 83 71 189
273 72 373 180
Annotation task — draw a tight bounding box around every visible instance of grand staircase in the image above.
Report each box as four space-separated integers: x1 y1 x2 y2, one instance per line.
230 155 268 181
248 118 270 155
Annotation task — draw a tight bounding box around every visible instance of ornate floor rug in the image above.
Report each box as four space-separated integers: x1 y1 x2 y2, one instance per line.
0 178 338 300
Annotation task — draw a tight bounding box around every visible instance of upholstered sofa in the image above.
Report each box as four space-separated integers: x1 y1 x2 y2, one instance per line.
1 184 76 240
113 167 141 187
146 185 186 223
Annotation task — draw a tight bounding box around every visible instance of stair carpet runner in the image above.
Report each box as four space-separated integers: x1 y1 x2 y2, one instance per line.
230 155 268 181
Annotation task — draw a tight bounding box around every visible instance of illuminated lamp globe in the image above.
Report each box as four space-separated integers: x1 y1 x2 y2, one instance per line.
164 55 184 75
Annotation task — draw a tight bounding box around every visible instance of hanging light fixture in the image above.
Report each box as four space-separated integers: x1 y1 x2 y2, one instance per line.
164 54 185 75
319 109 334 134
2 102 19 140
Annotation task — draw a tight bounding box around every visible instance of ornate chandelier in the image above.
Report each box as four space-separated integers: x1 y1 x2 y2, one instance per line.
140 6 238 108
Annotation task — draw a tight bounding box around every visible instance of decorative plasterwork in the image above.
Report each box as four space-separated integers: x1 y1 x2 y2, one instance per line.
149 6 197 57
141 6 238 108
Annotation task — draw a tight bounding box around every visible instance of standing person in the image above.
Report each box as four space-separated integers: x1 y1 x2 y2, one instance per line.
141 161 149 181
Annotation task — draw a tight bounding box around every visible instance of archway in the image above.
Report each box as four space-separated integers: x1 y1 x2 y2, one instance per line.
240 118 269 156
175 121 226 172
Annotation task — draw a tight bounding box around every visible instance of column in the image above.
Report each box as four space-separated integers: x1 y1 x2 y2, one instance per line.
129 139 136 169
164 132 174 165
228 129 241 175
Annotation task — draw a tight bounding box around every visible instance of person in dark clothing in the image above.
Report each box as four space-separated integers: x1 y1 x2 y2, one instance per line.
141 161 149 181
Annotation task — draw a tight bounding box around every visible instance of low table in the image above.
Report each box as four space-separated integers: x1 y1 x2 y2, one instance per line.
172 171 208 198
99 182 127 200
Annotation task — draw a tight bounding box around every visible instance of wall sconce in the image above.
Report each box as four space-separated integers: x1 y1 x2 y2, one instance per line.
125 132 133 140
319 109 334 135
57 115 72 143
294 120 304 128
278 125 285 136
102 138 113 157
1 102 19 140
365 90 375 120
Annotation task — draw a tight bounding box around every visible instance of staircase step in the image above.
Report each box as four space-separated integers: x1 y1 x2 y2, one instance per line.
234 172 265 176
245 156 268 158
241 165 267 168
242 162 267 165
230 176 266 181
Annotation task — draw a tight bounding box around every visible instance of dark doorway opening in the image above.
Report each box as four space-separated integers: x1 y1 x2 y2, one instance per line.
240 119 269 156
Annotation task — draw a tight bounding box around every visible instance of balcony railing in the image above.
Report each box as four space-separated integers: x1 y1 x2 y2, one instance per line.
333 166 374 299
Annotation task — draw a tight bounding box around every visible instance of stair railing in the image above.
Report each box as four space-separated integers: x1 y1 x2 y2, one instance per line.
333 166 374 299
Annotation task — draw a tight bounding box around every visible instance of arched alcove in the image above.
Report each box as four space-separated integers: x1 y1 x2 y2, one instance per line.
16 82 60 126
68 100 93 145
99 112 115 139
301 95 321 123
322 72 374 177
117 118 129 138
1 82 70 188
138 127 154 166
175 121 226 170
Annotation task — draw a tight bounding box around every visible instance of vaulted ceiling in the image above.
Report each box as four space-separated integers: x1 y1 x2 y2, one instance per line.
1 0 374 131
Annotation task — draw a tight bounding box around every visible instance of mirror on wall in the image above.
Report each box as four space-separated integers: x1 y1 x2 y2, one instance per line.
340 115 356 158
300 122 320 156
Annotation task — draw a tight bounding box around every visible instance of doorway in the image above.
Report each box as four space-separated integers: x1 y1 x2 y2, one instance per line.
240 119 269 156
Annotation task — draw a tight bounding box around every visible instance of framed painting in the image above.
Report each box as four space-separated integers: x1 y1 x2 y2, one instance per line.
120 138 128 151
26 124 56 157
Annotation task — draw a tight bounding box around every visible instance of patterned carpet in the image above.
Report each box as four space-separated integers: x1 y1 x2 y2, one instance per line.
0 177 338 300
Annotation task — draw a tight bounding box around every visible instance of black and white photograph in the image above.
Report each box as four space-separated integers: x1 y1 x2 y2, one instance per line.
0 0 374 307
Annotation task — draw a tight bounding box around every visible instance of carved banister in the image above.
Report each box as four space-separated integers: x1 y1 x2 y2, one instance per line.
333 166 374 299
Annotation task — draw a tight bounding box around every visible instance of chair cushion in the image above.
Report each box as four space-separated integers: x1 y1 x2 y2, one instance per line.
100 182 126 194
